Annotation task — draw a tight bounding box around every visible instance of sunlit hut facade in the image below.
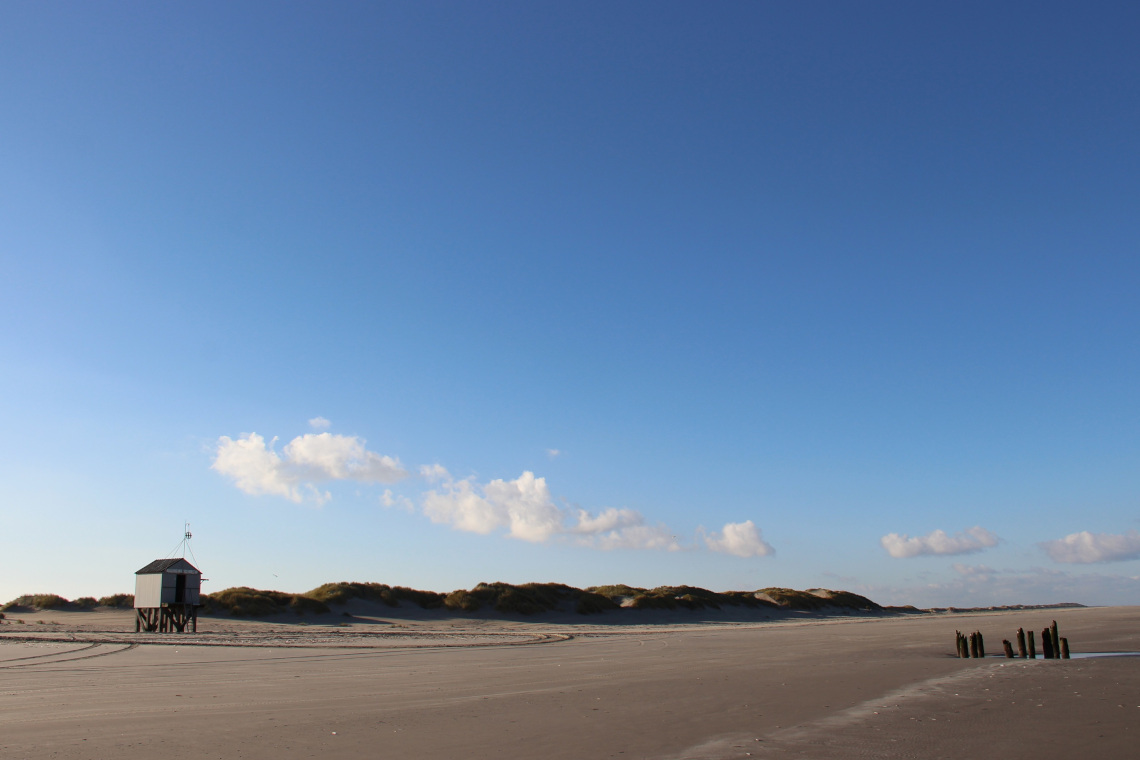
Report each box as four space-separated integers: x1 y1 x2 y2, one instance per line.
134 558 201 633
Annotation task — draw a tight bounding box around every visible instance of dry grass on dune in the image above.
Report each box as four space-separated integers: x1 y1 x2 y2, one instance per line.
1 593 136 612
201 587 331 617
3 582 883 619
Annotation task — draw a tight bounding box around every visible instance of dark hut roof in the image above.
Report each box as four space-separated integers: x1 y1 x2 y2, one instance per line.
136 558 200 575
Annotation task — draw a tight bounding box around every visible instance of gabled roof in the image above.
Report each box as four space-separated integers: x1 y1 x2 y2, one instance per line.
136 558 200 575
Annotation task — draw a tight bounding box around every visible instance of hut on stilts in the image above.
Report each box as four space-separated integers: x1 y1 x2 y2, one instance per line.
134 558 201 633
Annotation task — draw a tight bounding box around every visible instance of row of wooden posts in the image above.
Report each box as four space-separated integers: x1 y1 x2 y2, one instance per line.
955 620 1070 659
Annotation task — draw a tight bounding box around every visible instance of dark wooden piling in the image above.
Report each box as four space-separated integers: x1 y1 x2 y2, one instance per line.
1003 639 1015 658
1050 620 1060 657
977 631 985 658
1060 637 1070 659
1041 628 1054 659
1016 628 1027 658
1027 629 1036 659
969 632 979 658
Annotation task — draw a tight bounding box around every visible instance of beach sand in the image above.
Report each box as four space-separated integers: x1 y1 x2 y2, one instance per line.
2 605 1138 758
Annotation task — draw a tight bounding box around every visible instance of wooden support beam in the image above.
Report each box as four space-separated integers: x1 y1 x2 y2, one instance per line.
1027 629 1036 659
1060 637 1070 659
1003 639 1015 658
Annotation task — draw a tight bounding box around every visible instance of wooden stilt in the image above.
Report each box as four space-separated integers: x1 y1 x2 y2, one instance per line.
1016 628 1027 658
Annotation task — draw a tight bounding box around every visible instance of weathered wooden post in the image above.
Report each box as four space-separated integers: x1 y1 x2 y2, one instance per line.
1050 621 1060 657
1016 628 1027 658
1041 628 1054 659
977 631 985 658
1060 637 1070 659
1027 629 1036 658
957 631 969 658
1003 639 1015 658
969 632 979 658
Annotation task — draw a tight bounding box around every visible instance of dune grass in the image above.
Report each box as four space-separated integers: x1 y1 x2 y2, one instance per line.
757 587 881 611
306 582 445 609
2 594 71 611
97 593 135 609
2 593 137 612
202 587 331 617
5 583 884 618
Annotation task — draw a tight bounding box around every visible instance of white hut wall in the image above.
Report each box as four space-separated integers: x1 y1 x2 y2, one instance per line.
134 574 164 608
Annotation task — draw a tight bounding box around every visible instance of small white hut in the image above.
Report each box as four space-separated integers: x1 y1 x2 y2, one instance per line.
134 558 201 633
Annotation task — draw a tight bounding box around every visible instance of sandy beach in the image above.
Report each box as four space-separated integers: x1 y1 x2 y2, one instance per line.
2 606 1138 759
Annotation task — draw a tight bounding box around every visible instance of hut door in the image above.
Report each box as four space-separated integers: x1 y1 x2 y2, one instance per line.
175 573 186 603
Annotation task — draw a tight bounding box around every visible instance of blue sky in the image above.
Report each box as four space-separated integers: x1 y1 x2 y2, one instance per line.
2 2 1138 607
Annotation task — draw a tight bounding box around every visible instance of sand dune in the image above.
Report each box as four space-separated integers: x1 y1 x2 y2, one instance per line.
2 606 1138 759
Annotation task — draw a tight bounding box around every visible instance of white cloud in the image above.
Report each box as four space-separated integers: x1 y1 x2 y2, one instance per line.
420 470 680 550
704 520 774 558
213 430 407 504
547 448 561 459
212 433 301 502
570 507 643 534
1040 530 1140 564
487 471 564 542
880 526 999 558
308 416 331 430
283 433 406 483
419 463 450 481
591 523 681 551
305 484 332 507
380 489 414 512
422 477 502 534
421 471 562 542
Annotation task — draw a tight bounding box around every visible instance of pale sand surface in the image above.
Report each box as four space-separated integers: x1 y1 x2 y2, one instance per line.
2 606 1139 758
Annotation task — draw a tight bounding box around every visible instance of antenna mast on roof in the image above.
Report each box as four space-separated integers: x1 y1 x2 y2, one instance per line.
165 522 199 566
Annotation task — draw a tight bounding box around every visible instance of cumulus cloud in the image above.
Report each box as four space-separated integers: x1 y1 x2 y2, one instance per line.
421 471 680 550
422 471 561 541
308 416 331 430
381 489 414 512
1040 530 1140 564
571 507 644 534
592 523 680 551
704 520 774 558
419 463 450 481
880 526 999 558
212 433 299 501
213 428 751 557
213 430 407 504
284 433 406 482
